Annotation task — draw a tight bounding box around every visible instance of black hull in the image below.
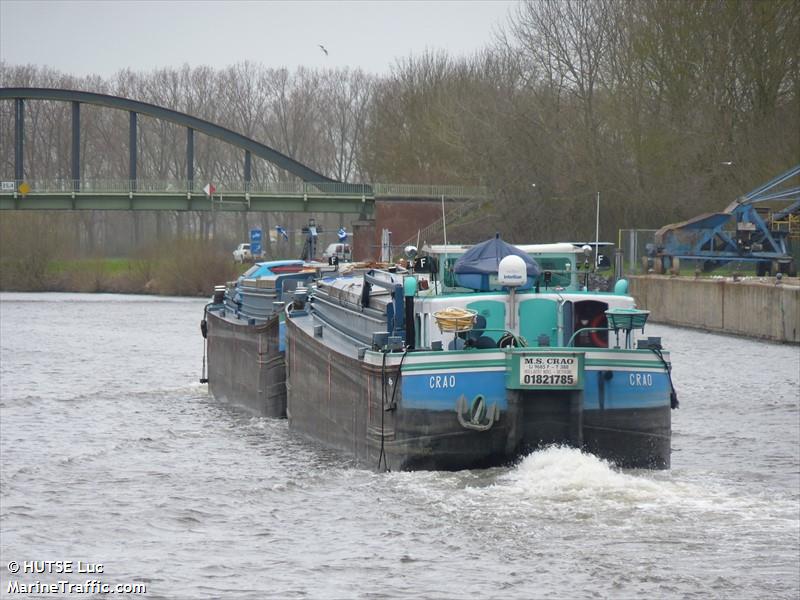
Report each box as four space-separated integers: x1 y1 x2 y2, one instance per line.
584 408 671 469
385 405 669 470
286 316 671 471
285 316 375 461
206 310 286 417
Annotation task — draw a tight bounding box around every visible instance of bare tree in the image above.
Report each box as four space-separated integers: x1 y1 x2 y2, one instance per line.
317 68 373 182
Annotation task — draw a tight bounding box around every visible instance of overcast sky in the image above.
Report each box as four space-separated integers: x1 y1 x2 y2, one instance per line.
1 0 518 78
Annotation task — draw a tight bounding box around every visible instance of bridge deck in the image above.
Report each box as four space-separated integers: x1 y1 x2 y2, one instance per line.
0 180 488 213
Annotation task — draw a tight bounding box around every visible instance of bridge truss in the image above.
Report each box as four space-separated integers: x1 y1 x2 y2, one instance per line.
0 87 488 214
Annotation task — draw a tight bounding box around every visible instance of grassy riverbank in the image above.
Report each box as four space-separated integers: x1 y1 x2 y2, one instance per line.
0 241 243 296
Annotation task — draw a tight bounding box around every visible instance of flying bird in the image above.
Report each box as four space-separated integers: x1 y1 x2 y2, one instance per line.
318 44 328 56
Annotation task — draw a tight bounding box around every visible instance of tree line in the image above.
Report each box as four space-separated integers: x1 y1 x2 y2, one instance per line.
0 0 797 261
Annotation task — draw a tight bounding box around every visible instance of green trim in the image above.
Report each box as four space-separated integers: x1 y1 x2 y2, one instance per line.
369 348 500 359
401 359 506 372
370 345 667 373
585 359 666 369
581 347 661 354
397 357 666 372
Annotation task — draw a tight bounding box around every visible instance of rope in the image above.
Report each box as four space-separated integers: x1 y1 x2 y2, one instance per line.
377 349 408 472
378 351 389 472
200 304 211 384
200 340 208 384
650 346 679 409
388 351 408 411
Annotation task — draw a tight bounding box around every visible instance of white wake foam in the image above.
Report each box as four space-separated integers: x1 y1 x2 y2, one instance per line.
498 446 670 504
485 446 798 524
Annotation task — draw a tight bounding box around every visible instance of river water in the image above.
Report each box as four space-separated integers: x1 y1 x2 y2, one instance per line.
0 292 798 599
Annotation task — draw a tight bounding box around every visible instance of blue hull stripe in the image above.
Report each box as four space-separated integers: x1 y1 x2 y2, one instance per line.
402 371 508 410
401 369 670 411
583 371 670 409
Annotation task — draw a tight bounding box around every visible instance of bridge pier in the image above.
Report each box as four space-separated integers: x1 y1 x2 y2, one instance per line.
349 199 450 261
352 219 376 262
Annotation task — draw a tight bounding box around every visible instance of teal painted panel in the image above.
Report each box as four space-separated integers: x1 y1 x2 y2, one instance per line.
466 299 506 342
518 298 558 347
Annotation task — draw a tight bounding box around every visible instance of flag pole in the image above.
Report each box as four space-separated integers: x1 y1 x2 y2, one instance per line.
441 195 448 291
594 191 600 272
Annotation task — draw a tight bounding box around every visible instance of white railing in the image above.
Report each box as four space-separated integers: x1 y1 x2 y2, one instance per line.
371 183 489 199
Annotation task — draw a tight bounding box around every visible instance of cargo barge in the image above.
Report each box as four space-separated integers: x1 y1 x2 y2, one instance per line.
201 260 317 416
283 237 678 471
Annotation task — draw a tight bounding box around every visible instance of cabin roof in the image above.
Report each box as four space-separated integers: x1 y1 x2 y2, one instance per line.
516 243 580 254
423 242 580 256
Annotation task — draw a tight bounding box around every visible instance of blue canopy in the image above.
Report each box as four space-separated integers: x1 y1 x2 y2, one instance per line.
454 235 540 277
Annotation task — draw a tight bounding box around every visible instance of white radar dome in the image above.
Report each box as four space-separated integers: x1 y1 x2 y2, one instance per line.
497 254 527 287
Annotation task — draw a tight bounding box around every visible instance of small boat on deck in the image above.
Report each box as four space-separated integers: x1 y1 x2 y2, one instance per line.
284 236 679 471
201 260 318 416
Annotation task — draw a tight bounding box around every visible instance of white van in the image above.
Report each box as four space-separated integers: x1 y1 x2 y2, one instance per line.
233 243 252 263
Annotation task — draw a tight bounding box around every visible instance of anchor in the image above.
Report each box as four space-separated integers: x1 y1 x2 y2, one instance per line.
455 394 499 431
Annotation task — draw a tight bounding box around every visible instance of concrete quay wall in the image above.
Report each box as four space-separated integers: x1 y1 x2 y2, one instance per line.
629 276 800 344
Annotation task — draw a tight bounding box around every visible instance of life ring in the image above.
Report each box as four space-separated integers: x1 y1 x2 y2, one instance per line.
589 313 607 348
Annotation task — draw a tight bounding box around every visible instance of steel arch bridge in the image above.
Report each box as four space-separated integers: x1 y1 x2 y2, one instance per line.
0 87 486 214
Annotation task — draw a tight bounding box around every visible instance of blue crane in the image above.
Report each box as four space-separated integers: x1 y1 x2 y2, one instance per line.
653 165 800 275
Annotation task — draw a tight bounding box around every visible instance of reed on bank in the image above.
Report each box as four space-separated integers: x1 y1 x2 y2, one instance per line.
0 240 241 296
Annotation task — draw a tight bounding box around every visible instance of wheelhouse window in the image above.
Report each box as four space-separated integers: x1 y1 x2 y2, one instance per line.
536 257 573 288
